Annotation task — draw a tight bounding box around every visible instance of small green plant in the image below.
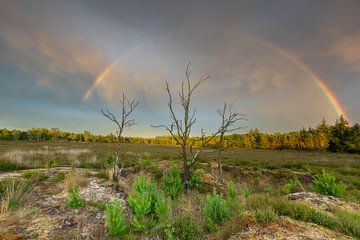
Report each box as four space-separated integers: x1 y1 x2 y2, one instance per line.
226 181 240 210
22 170 49 181
170 215 203 240
312 170 345 197
282 177 301 194
46 160 58 168
67 184 84 208
128 172 164 232
241 186 251 198
203 190 230 230
154 192 170 222
100 154 114 169
128 192 152 218
227 181 237 200
52 172 66 183
105 200 128 237
0 178 31 213
254 206 278 223
162 165 184 200
185 171 203 190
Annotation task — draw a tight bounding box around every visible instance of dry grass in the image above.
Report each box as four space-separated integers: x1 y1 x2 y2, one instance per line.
64 170 87 192
0 178 31 214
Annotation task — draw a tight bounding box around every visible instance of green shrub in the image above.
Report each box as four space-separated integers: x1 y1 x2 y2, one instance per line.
0 178 31 213
22 170 49 181
46 160 58 168
226 181 241 211
312 170 345 197
133 172 155 194
162 165 184 200
335 209 360 238
185 171 203 190
227 181 237 200
247 194 337 227
52 172 66 183
128 191 152 218
129 172 168 232
67 184 84 208
203 190 230 229
105 200 128 237
170 215 203 240
282 177 301 194
154 192 170 222
0 160 22 172
97 154 114 170
254 206 278 223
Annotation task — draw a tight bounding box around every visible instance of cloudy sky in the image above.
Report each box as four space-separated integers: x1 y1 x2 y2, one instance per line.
0 0 359 137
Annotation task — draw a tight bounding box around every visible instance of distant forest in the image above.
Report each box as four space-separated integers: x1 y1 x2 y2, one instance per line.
1 116 359 153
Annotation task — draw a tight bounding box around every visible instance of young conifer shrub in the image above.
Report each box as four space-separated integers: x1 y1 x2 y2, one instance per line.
162 165 184 200
203 190 230 229
105 200 128 237
67 184 84 208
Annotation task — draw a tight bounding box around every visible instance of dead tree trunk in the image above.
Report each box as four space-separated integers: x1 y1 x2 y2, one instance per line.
214 102 246 183
152 63 208 183
101 94 138 181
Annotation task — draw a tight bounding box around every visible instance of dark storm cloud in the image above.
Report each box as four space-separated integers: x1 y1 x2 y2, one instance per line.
0 0 359 136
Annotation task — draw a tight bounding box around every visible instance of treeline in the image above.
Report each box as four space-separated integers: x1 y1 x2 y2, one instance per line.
0 116 359 153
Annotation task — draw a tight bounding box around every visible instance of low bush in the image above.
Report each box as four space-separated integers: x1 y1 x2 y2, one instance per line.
154 192 170 222
101 154 114 169
45 159 58 168
226 181 241 210
247 194 360 238
105 200 128 237
203 190 230 230
162 165 184 200
128 191 152 218
312 170 345 197
0 160 22 172
67 184 84 208
335 209 360 238
170 215 203 240
22 170 49 181
185 171 203 190
254 206 278 223
282 177 301 194
129 172 170 232
0 178 31 213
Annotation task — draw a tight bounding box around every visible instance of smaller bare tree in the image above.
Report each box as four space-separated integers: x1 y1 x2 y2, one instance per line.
101 93 138 181
152 63 209 182
214 102 246 183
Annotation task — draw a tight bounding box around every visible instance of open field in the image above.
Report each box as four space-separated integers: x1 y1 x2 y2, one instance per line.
1 141 360 202
1 141 359 239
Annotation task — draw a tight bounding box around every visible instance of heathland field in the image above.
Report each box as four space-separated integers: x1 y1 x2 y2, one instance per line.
0 141 359 239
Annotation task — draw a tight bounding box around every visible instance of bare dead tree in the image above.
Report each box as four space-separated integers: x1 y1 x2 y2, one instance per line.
101 93 138 181
214 102 246 183
152 63 209 182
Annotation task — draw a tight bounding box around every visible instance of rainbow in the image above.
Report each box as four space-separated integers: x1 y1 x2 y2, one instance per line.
82 44 144 102
82 33 349 122
252 37 349 122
